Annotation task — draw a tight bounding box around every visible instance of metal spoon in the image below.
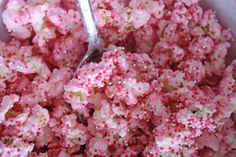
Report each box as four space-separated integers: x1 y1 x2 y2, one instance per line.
76 0 104 68
0 0 103 67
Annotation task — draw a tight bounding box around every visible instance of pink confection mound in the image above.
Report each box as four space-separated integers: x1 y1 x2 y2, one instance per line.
1 0 236 157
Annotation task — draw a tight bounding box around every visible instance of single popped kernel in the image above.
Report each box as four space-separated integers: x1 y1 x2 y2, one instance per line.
17 105 50 141
52 114 88 147
0 94 19 123
88 137 108 156
0 136 34 157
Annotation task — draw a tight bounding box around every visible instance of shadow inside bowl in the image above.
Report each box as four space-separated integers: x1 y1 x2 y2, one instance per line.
0 0 10 42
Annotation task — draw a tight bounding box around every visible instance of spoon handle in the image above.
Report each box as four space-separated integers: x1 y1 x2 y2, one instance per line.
77 0 101 53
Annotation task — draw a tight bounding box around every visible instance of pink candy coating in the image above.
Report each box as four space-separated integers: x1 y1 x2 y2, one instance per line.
0 0 236 156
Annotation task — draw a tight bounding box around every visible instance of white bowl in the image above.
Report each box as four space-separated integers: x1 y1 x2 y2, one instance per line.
0 0 10 42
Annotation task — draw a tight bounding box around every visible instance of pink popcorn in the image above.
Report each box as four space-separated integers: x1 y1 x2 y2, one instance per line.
64 54 115 109
171 45 185 62
163 23 178 42
171 4 189 27
52 35 86 68
0 56 12 84
209 20 222 39
47 7 72 35
179 0 199 7
147 93 168 118
17 105 50 141
201 10 216 27
133 25 156 54
0 136 34 157
188 36 214 59
88 137 108 156
93 100 129 138
94 9 113 28
0 94 19 123
0 0 236 156
149 0 165 19
2 0 32 39
35 126 54 148
8 56 51 79
53 114 88 147
47 68 72 98
191 26 205 36
179 59 206 82
130 9 151 29
176 108 216 131
150 122 198 156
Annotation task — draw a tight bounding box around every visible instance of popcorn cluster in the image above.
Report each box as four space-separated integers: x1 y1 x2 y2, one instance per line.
0 0 236 156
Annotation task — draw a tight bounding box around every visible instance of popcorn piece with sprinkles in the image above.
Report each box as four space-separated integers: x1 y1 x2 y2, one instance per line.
0 0 236 156
0 136 34 157
0 94 19 123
